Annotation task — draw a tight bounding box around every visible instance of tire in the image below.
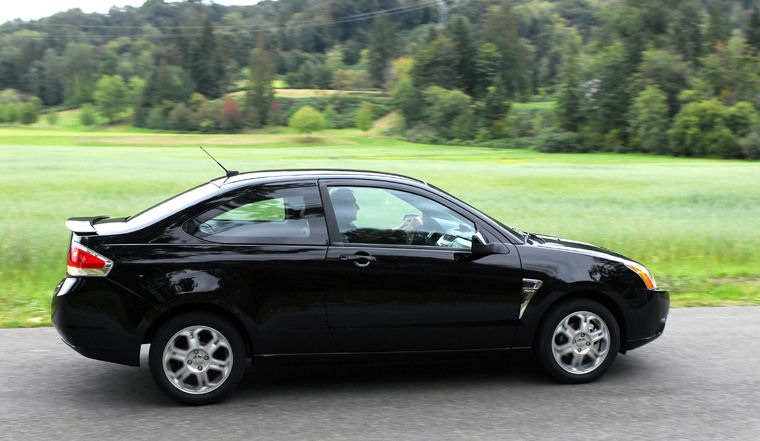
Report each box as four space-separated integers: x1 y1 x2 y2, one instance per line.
536 299 620 384
149 312 247 405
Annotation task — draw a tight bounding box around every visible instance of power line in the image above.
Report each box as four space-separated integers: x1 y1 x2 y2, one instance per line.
2 0 438 39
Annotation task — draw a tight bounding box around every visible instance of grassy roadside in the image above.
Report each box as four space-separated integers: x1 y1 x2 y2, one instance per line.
1 125 758 327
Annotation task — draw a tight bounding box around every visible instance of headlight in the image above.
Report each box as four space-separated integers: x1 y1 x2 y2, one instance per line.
625 262 657 290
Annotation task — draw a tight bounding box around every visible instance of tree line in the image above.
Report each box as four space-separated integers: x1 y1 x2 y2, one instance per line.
1 0 759 158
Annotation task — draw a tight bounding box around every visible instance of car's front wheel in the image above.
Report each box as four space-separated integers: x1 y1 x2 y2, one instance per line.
149 312 247 405
536 299 620 383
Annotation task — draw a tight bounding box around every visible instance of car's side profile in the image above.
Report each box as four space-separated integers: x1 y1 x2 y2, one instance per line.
52 170 669 404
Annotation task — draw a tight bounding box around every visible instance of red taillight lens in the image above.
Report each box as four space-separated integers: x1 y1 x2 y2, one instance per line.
67 243 112 276
68 244 106 269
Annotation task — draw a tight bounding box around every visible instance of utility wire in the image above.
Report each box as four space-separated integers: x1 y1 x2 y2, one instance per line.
1 0 438 39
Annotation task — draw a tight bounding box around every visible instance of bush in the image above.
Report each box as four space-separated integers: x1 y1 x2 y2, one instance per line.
356 102 373 131
145 107 166 130
3 103 18 123
532 128 589 153
725 102 759 138
289 105 325 134
46 111 58 125
219 99 243 131
19 103 38 124
167 103 193 131
740 128 760 159
79 105 96 126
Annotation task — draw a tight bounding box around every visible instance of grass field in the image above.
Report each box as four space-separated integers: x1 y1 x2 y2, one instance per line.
1 125 759 327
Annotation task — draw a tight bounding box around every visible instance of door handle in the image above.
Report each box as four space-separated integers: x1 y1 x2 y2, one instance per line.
340 254 376 267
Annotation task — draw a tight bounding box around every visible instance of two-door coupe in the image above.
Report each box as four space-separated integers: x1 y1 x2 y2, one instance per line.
52 170 669 404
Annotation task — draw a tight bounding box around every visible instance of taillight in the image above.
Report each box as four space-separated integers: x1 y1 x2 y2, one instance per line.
67 242 113 277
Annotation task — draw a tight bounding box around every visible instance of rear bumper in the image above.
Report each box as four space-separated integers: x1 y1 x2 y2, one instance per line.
51 277 152 366
624 289 669 351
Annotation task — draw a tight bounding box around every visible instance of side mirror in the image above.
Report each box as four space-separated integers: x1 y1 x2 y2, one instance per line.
471 232 508 256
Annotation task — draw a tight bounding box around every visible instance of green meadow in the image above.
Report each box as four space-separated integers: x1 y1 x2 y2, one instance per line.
1 125 759 327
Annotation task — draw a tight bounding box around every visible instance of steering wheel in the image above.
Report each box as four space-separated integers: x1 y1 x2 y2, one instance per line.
406 216 442 245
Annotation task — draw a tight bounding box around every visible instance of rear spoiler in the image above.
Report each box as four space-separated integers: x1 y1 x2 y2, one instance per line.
65 216 110 235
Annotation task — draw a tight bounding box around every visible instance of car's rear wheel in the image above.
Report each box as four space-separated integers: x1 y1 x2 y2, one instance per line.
149 312 246 405
536 299 620 383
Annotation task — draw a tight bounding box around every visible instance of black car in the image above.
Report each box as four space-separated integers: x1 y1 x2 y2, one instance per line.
52 169 669 404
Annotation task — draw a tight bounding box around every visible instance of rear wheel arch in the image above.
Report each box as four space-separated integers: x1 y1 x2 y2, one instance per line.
142 303 254 357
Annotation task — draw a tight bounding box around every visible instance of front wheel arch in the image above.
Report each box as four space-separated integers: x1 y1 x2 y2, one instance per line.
532 290 627 354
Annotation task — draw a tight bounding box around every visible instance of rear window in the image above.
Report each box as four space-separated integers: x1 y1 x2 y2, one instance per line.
185 185 328 245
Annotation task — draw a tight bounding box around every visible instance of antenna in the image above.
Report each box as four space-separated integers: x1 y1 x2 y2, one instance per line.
200 146 239 179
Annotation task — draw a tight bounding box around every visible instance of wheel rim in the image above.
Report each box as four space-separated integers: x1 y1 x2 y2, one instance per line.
551 311 610 375
162 325 233 395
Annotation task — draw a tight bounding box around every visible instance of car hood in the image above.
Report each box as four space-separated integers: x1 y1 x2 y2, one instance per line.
528 234 637 265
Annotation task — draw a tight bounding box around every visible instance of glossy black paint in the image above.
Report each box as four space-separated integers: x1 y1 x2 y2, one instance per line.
51 170 669 368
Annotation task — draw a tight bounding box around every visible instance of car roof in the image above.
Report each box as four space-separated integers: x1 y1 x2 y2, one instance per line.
211 169 429 188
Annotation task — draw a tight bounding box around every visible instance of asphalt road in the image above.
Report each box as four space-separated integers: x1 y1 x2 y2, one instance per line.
1 307 759 440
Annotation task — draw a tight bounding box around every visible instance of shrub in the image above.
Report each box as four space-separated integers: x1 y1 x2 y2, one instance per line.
46 111 58 125
145 107 166 129
79 105 96 126
219 99 242 131
289 105 325 134
740 128 760 159
19 103 38 124
167 103 193 131
725 102 759 138
3 103 18 123
532 128 589 153
356 102 373 131
705 125 741 158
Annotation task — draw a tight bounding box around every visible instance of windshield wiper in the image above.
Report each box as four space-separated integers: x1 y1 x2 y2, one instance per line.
525 232 546 244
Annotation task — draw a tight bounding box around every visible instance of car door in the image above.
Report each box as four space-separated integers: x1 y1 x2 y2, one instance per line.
319 180 523 353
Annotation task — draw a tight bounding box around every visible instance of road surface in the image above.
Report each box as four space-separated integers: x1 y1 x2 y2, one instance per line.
1 307 759 440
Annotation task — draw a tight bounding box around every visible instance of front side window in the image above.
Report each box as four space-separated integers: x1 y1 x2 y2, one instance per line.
328 186 475 248
187 185 327 245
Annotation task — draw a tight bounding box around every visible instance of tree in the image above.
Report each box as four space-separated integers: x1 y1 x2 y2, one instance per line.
480 1 530 100
423 86 474 139
748 7 760 52
634 49 691 118
356 102 373 132
245 37 276 127
705 0 729 51
289 105 325 134
127 77 146 108
392 78 424 126
725 102 759 138
410 37 457 91
448 16 477 96
94 75 128 122
629 85 670 154
188 19 224 99
590 43 634 137
554 38 586 132
474 43 502 98
669 99 740 158
368 13 398 88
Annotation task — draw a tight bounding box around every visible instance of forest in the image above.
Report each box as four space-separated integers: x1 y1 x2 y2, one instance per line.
1 0 760 158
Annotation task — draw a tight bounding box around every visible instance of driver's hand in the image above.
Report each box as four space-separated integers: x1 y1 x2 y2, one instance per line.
397 216 423 233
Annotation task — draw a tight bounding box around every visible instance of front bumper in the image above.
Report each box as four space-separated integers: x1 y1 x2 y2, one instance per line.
624 288 669 351
51 277 152 366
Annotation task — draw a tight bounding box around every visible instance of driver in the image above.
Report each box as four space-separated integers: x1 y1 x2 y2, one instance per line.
330 188 423 244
